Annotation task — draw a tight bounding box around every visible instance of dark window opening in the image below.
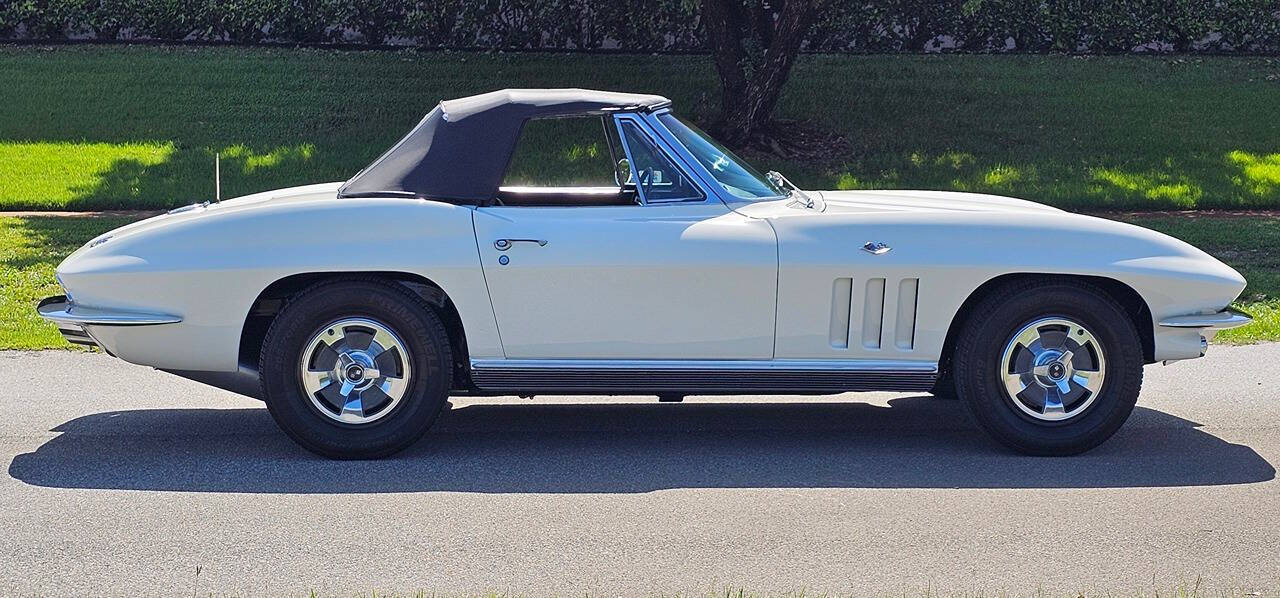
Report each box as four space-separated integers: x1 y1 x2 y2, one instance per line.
498 116 636 207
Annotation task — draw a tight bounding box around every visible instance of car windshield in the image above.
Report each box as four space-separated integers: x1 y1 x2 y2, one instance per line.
658 113 786 200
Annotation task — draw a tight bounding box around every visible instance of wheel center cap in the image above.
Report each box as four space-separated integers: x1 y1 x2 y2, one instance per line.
336 350 377 388
1032 350 1072 386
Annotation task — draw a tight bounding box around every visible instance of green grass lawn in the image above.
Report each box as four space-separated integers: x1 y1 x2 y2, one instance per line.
0 215 136 349
2 212 1274 350
1 46 1279 211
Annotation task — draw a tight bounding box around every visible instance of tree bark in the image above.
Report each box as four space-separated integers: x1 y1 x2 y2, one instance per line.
701 0 750 108
701 0 818 146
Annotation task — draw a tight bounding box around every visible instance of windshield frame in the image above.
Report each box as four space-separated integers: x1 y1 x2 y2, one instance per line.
642 109 789 204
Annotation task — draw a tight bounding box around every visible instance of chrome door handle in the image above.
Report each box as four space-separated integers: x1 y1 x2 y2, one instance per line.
494 238 548 251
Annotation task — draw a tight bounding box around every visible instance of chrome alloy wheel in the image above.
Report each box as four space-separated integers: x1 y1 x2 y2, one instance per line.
299 317 412 425
999 317 1106 422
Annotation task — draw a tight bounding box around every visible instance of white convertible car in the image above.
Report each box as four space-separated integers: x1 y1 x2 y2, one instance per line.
40 89 1251 459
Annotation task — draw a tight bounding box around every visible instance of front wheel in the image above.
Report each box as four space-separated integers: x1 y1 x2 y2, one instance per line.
259 279 453 459
953 280 1144 456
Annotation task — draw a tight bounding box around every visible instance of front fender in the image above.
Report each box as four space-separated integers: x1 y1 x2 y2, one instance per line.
769 208 1246 363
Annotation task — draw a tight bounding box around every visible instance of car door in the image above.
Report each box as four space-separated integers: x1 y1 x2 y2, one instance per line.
472 115 777 360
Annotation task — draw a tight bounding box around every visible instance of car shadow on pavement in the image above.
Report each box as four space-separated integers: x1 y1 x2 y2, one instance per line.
8 396 1274 493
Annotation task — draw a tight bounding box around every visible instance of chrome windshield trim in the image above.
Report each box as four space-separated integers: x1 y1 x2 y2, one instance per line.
643 108 788 204
37 295 182 326
612 113 708 206
472 358 937 373
634 110 738 206
1159 307 1252 330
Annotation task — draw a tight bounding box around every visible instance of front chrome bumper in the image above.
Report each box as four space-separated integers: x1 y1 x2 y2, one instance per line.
1158 307 1253 330
37 295 182 349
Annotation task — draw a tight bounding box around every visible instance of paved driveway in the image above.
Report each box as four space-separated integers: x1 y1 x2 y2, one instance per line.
1 346 1277 595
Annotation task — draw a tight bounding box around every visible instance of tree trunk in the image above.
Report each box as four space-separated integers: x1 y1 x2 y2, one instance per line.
702 0 817 146
701 0 749 111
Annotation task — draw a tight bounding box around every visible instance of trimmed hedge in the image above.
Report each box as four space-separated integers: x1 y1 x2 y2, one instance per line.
3 0 1279 52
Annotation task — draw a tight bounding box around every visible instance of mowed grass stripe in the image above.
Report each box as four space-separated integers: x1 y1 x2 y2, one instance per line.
1 46 1279 210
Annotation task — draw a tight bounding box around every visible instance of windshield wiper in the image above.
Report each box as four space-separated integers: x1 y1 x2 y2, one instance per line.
766 170 813 208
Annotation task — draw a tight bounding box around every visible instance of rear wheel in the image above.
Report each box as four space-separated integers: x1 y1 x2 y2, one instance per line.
953 280 1143 456
259 279 452 459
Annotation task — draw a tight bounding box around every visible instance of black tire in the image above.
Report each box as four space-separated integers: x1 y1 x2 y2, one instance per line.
929 370 958 399
953 279 1144 456
259 278 453 459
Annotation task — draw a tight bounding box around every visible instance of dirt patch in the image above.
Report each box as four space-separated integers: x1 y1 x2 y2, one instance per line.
732 119 854 164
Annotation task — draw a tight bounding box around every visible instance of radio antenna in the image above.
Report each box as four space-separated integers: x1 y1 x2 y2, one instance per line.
214 152 222 202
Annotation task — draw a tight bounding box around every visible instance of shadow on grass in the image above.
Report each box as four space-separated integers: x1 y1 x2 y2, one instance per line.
0 215 136 271
6 136 1279 211
0 140 339 211
6 50 1280 210
789 149 1280 211
9 397 1273 493
59 143 330 211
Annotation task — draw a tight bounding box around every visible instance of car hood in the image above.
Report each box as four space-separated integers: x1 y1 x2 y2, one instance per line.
813 189 1065 215
68 182 345 258
731 188 1247 312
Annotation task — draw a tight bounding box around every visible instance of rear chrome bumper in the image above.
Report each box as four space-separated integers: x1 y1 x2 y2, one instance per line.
1159 307 1253 330
37 295 182 348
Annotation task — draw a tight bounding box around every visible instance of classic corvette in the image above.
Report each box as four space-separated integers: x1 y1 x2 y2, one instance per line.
39 88 1251 459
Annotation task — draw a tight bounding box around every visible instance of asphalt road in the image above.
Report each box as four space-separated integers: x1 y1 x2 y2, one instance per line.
1 345 1278 596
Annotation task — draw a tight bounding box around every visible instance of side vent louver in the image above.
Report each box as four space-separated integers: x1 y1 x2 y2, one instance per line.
828 276 918 353
895 278 919 350
829 277 852 348
862 278 886 349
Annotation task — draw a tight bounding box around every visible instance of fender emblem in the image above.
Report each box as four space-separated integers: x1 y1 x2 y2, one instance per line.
862 241 891 255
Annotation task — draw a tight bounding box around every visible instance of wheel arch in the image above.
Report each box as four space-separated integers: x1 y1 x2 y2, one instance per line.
239 272 473 390
937 273 1155 383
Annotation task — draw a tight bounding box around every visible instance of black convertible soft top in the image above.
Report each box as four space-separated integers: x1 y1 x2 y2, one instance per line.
337 88 671 203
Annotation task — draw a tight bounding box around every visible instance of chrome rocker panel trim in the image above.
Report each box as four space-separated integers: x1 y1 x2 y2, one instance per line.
37 295 182 326
469 359 938 394
1159 307 1253 330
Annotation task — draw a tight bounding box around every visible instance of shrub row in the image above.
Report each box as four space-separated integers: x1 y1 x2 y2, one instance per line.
815 0 1280 52
2 0 1279 52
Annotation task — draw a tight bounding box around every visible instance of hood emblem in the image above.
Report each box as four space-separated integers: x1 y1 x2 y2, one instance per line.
862 241 891 255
